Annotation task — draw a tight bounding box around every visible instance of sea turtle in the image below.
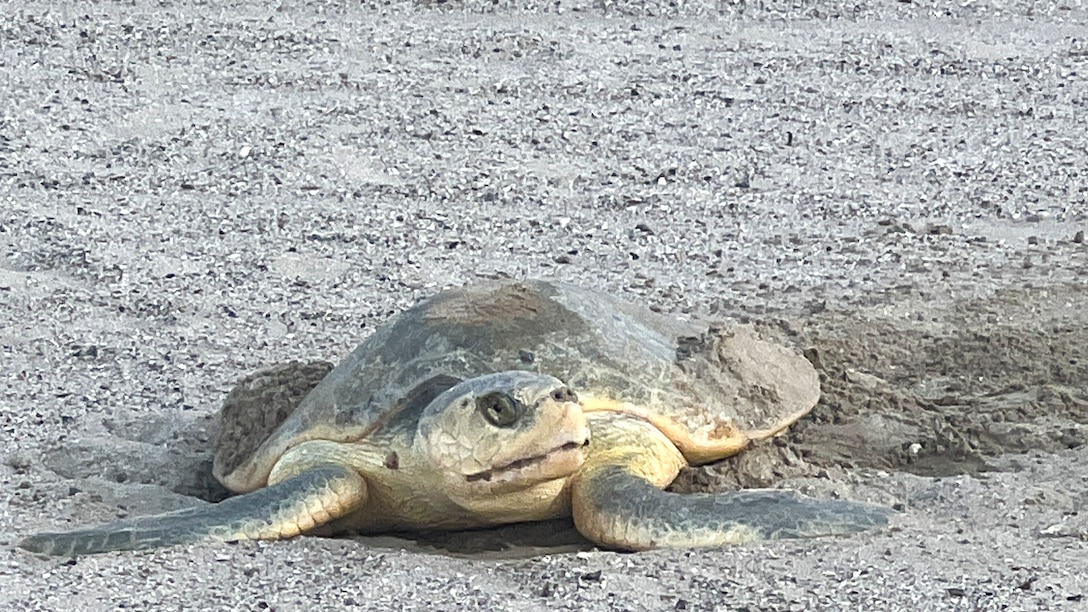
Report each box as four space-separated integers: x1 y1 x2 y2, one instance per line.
19 280 889 556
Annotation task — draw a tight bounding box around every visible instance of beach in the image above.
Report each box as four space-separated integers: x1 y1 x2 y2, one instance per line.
2 1 1086 609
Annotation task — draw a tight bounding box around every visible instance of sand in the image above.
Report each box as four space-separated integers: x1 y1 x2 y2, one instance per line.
2 0 1087 609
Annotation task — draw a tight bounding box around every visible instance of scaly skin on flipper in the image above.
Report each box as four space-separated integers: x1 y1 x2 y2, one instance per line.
18 465 366 556
574 466 890 550
571 414 890 551
214 360 335 492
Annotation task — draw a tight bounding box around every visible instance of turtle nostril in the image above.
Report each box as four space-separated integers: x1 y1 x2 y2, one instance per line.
551 386 578 403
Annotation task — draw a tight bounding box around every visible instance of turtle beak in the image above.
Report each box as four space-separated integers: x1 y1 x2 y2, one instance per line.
537 389 590 458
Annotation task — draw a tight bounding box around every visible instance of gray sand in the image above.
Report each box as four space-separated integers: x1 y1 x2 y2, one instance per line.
2 0 1087 609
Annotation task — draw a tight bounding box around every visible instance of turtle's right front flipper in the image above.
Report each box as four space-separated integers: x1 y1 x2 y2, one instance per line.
18 464 367 556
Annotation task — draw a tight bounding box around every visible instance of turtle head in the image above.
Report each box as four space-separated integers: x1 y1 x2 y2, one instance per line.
417 371 589 506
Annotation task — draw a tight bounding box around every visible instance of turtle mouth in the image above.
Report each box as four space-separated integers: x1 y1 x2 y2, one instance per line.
465 438 590 483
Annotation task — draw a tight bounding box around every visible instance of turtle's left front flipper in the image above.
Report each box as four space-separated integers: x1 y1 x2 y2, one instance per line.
18 464 367 556
571 464 891 551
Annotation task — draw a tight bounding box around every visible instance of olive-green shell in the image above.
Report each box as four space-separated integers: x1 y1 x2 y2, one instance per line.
215 280 818 492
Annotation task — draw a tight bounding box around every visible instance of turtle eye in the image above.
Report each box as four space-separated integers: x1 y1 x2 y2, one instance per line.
477 392 520 428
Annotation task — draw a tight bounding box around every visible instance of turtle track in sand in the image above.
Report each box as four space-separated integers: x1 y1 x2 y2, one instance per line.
674 281 1088 492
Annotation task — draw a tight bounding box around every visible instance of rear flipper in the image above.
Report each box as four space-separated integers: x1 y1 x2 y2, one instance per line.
572 465 891 551
19 464 367 556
